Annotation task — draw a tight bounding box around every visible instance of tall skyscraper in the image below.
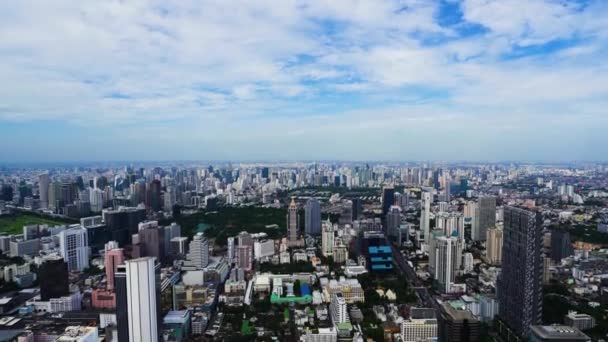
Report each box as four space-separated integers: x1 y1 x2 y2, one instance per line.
125 257 161 342
477 196 497 241
304 198 321 236
236 245 252 271
486 228 503 265
137 221 165 263
420 191 431 242
321 220 334 257
186 233 209 270
105 244 125 291
227 236 235 263
330 293 349 325
382 186 395 218
59 226 89 272
433 234 463 293
498 206 543 338
39 173 50 209
39 256 69 300
550 230 573 263
386 205 402 239
115 265 129 342
287 197 299 242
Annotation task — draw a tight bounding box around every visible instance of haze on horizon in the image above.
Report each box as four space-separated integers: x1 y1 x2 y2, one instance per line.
1 0 607 163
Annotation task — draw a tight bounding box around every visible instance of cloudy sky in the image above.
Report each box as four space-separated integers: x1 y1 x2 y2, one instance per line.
1 0 607 162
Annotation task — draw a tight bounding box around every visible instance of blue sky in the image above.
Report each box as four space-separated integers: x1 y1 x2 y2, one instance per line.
0 0 607 162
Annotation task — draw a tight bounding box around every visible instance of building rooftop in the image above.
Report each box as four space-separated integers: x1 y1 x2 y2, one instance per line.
530 325 590 341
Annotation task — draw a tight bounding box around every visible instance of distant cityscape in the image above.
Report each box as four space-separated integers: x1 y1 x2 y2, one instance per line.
0 162 606 341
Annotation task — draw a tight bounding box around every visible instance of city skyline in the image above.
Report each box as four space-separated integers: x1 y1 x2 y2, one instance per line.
1 0 607 162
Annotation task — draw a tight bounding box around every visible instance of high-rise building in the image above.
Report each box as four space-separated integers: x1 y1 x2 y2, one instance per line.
39 173 50 209
287 197 299 242
433 235 463 293
440 303 481 342
550 230 573 263
138 221 165 263
304 198 321 236
236 245 252 271
89 188 104 213
352 198 363 221
498 206 543 339
227 237 235 263
115 265 129 342
382 186 395 218
39 256 69 301
401 318 438 342
146 179 162 212
59 226 89 272
125 257 161 342
321 220 334 257
472 196 496 241
420 191 431 242
330 293 349 325
105 245 125 291
486 228 503 265
186 233 209 270
386 205 402 239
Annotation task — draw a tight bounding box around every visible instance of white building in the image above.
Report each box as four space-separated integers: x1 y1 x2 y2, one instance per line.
401 318 438 342
321 221 334 257
126 257 159 342
185 233 209 270
433 235 463 293
329 293 349 325
304 327 338 342
254 239 275 260
56 326 98 342
59 226 89 272
420 191 431 242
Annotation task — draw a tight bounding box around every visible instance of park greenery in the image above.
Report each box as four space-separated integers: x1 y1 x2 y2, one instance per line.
0 212 76 235
162 206 287 246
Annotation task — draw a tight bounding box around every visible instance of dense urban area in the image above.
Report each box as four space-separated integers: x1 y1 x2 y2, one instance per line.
0 162 606 341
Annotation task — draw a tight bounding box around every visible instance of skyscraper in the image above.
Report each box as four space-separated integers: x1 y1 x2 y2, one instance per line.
382 186 395 218
433 234 463 293
486 228 503 265
39 173 50 209
236 245 252 271
39 256 69 300
186 233 209 270
550 230 573 263
287 197 299 242
137 221 165 263
58 225 89 272
304 198 321 236
386 205 402 239
125 257 161 342
420 191 431 242
105 244 125 291
498 206 543 338
475 196 496 241
115 265 129 342
321 220 334 257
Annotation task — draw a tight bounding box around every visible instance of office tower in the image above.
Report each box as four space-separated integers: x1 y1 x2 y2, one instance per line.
48 181 61 210
486 228 503 265
89 188 104 213
261 167 269 179
550 230 573 263
105 245 125 290
187 233 209 269
287 197 299 242
138 221 165 263
39 173 50 209
227 237 235 263
254 239 275 260
352 198 363 220
382 186 395 218
146 179 162 212
125 257 161 342
321 220 334 257
471 203 481 241
386 205 402 239
433 235 463 293
39 256 69 300
330 293 349 325
237 231 254 249
102 206 147 246
420 191 431 242
59 226 89 272
498 206 543 338
304 198 321 236
164 223 181 256
440 303 481 342
115 265 129 342
236 245 252 271
475 196 496 241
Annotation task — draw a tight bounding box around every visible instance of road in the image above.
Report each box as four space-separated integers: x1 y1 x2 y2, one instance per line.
391 243 441 313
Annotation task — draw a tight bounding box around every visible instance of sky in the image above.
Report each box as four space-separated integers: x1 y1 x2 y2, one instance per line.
0 0 607 162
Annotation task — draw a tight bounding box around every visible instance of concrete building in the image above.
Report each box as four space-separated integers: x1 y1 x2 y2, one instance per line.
305 198 322 236
486 228 503 265
564 311 596 331
529 325 590 341
125 257 161 342
329 293 349 325
401 318 438 342
59 226 89 272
